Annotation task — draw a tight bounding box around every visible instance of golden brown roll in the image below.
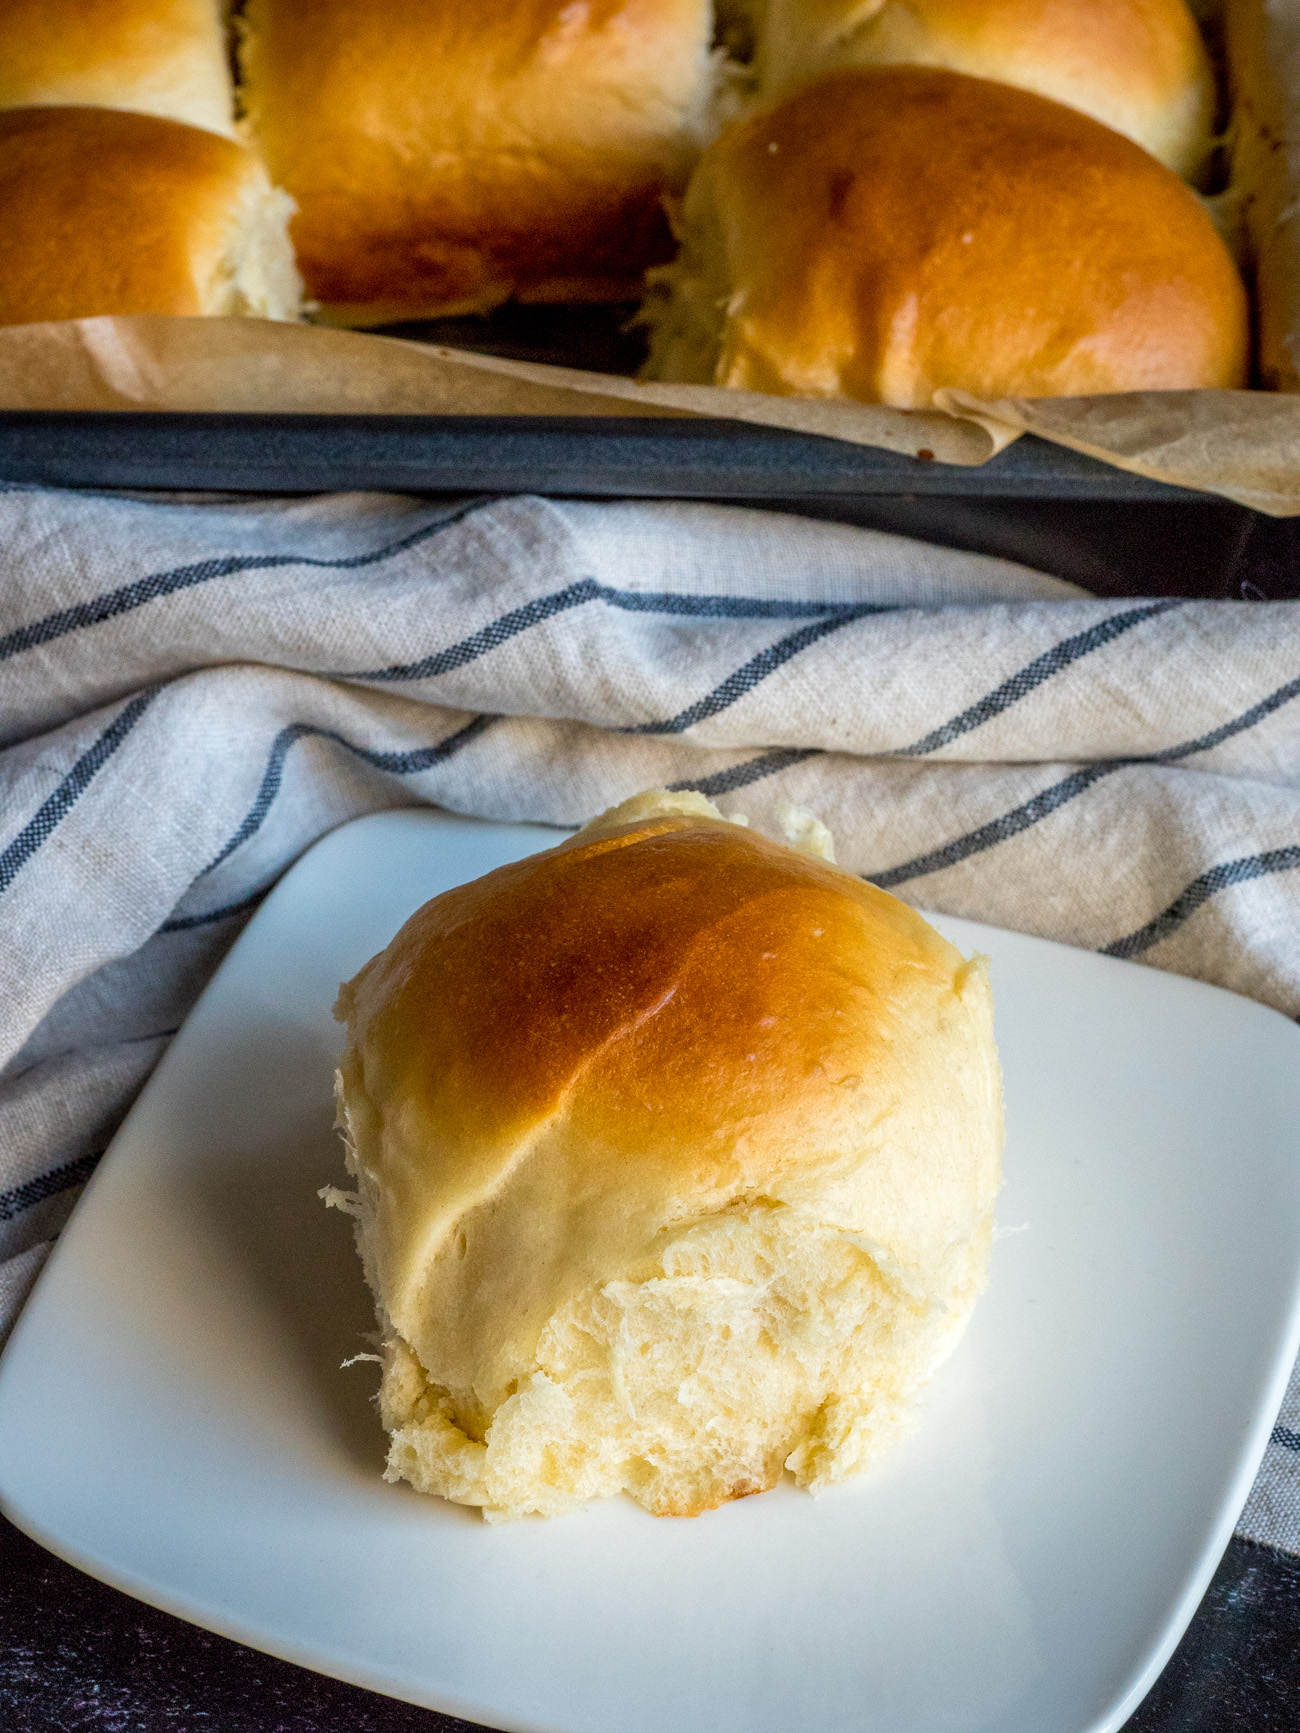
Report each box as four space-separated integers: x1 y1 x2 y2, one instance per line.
238 0 716 326
330 790 1003 1521
0 107 301 326
1225 0 1300 389
642 66 1248 409
0 0 235 137
753 0 1216 178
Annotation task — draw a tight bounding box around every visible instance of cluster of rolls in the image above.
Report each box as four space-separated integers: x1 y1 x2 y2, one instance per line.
0 0 718 332
641 0 1250 405
0 0 302 325
0 0 1255 403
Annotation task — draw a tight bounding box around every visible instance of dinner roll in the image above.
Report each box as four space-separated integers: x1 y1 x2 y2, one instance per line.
0 0 235 137
238 0 716 326
1225 0 1300 388
753 0 1215 178
0 107 301 325
331 790 1003 1521
642 67 1248 409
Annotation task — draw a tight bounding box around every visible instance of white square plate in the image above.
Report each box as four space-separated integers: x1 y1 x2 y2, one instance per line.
3 808 1300 1733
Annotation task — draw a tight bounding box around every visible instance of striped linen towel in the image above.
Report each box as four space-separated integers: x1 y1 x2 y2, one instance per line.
1 483 1298 1553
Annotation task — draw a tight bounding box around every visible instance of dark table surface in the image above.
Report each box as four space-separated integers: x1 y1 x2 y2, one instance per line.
3 1514 1300 1732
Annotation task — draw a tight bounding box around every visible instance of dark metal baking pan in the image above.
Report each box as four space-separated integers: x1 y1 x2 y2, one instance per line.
0 303 1206 501
2 305 1295 601
3 410 1294 600
0 410 1203 501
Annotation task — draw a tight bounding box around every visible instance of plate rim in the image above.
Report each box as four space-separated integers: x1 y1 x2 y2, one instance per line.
4 803 1300 1733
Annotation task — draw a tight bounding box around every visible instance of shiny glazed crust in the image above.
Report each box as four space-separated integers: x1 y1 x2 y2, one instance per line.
334 797 1003 1518
0 0 234 136
756 0 1215 177
0 107 295 324
644 66 1248 407
239 0 715 324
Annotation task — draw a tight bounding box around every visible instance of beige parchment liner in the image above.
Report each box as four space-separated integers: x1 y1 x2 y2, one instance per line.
6 315 1300 513
939 389 1300 515
0 315 1001 466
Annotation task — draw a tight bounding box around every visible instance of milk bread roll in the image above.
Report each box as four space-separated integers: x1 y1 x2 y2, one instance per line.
238 0 716 326
642 66 1248 408
0 107 301 325
1225 0 1300 388
330 791 1003 1521
0 0 235 136
754 0 1216 178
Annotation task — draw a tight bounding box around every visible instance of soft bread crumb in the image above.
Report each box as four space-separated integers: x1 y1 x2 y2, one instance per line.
376 1201 970 1521
318 1183 363 1217
578 787 743 836
639 194 731 386
205 176 301 319
776 797 837 862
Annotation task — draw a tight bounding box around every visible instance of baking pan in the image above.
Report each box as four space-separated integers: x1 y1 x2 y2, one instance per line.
0 409 1202 501
0 304 1207 501
1 306 1295 601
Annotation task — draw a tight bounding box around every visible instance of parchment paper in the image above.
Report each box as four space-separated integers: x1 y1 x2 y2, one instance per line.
4 314 1300 514
0 316 1002 466
939 388 1300 514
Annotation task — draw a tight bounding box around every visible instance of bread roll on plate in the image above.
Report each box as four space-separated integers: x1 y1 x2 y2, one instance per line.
0 0 235 136
330 790 1003 1521
754 0 1216 179
239 0 716 326
0 107 301 325
642 66 1248 408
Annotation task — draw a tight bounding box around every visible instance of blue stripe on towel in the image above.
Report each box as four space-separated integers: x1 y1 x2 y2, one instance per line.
870 765 1118 890
668 748 823 798
895 601 1184 756
867 674 1300 890
624 611 878 736
0 1151 102 1221
334 581 603 683
0 691 157 895
332 583 894 685
199 713 496 877
0 499 489 666
1103 846 1300 958
160 886 274 934
587 591 884 620
160 714 497 928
